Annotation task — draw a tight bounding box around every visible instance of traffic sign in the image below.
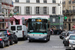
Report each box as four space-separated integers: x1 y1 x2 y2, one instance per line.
64 16 67 20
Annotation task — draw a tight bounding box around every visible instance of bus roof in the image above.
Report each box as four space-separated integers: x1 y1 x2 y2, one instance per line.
28 18 48 19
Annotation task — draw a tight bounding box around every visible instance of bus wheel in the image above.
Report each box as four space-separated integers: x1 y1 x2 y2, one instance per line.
48 37 50 41
48 38 50 41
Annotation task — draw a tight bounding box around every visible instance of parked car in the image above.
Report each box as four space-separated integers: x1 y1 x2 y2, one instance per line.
63 31 73 44
67 31 75 36
63 34 75 50
10 25 28 40
59 31 68 39
4 29 18 45
0 29 18 45
0 31 9 48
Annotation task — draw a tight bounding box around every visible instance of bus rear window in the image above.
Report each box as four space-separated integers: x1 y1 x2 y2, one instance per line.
17 26 22 30
11 26 16 31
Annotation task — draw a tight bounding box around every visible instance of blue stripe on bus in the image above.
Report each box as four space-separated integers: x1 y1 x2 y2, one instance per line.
29 33 47 34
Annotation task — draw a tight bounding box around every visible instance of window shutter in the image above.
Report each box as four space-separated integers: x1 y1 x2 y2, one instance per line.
19 6 21 14
35 7 36 15
40 7 43 15
24 7 26 15
30 7 32 15
47 7 49 15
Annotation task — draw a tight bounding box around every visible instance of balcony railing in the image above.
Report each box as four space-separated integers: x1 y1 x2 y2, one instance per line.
63 10 75 14
64 19 67 22
72 1 75 4
72 19 75 21
68 19 71 22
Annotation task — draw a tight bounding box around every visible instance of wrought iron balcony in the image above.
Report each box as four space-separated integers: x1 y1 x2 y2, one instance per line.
64 19 67 22
72 10 75 13
72 19 75 21
63 10 75 15
68 19 71 22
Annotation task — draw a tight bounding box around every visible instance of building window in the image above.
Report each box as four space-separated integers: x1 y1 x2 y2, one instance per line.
68 18 71 22
26 0 30 3
52 7 56 14
63 7 65 10
43 7 47 14
63 1 65 4
0 3 1 12
15 19 19 25
72 0 75 3
36 7 39 14
36 0 40 3
14 6 19 14
15 0 19 2
26 7 30 14
44 0 47 3
2 9 4 13
64 24 66 28
69 0 71 4
2 23 4 29
73 6 75 10
11 21 13 25
69 6 71 10
53 0 56 3
72 19 75 21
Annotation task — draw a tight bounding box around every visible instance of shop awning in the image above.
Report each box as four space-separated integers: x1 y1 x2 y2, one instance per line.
10 17 15 21
4 17 15 22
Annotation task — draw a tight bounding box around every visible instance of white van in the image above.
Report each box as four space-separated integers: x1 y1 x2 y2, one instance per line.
10 25 27 40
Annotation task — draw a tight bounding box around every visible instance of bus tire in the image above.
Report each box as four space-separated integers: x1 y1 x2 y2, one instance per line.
48 36 50 41
48 38 50 41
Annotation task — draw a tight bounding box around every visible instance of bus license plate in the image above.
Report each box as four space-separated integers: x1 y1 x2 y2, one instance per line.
35 38 39 39
73 45 75 47
34 34 39 36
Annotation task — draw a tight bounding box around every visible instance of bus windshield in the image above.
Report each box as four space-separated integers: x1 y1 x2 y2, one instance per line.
28 22 47 32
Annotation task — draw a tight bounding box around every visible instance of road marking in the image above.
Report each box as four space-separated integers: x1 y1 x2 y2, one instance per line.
4 44 16 48
17 41 25 45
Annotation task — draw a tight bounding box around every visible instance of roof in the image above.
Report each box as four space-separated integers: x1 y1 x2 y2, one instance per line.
69 34 75 36
28 18 48 20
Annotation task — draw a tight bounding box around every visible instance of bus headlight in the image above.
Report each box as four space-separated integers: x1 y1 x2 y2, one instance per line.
44 38 47 40
28 38 29 40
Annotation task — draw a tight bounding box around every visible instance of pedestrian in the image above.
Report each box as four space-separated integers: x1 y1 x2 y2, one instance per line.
52 29 54 35
50 28 52 35
57 29 59 35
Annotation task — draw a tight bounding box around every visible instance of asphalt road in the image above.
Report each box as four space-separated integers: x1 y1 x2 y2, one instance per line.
0 35 65 50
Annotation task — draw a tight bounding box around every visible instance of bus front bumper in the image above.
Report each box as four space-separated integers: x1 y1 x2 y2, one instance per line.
28 35 48 41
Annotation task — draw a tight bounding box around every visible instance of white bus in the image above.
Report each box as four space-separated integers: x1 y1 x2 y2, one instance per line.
27 18 50 42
